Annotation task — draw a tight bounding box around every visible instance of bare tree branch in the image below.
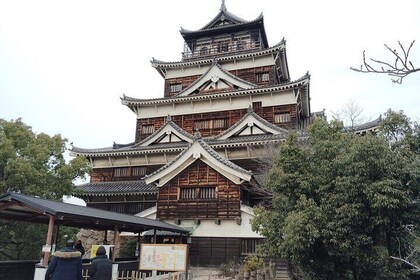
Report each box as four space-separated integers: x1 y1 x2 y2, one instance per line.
350 40 419 84
390 225 420 273
331 99 364 130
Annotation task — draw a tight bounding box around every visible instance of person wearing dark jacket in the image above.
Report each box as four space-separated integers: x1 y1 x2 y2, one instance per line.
74 240 85 257
88 245 112 280
45 240 82 280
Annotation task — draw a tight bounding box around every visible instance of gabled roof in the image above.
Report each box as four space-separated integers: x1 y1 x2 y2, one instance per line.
144 136 252 187
135 115 194 147
214 106 289 140
75 180 157 196
0 192 189 233
196 1 248 30
180 2 268 47
177 61 257 97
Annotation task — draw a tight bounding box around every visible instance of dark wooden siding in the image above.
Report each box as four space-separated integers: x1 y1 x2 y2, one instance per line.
135 104 297 141
189 237 242 266
91 165 162 182
156 160 241 220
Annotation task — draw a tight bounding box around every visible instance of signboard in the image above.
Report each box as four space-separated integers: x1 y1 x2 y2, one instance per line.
139 244 188 271
90 245 114 259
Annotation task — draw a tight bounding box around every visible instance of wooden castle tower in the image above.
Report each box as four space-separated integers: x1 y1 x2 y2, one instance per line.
71 1 311 265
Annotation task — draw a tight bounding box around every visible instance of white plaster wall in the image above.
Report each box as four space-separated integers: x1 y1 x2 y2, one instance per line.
137 90 295 119
136 205 263 238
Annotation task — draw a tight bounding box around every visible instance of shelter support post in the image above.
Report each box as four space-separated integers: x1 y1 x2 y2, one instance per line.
113 225 119 262
43 215 55 267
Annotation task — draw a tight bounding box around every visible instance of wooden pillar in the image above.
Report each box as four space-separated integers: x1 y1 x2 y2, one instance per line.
52 224 60 254
153 229 157 244
43 215 55 267
103 230 108 245
112 225 119 262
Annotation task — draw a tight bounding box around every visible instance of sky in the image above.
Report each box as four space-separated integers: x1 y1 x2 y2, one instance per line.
1 0 419 151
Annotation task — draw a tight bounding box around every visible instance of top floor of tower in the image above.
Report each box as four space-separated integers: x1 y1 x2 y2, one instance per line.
180 1 268 61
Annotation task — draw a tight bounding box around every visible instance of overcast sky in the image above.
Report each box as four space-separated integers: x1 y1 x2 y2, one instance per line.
1 0 419 152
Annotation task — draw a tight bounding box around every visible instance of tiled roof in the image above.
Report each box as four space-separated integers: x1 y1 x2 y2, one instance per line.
213 106 288 139
133 116 194 147
71 130 296 157
143 137 252 182
176 61 257 97
76 180 157 196
348 116 382 133
0 192 189 233
142 228 194 236
121 73 309 106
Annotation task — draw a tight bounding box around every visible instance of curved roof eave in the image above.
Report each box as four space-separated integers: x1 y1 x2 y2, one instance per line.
121 73 309 107
151 40 285 69
70 133 293 158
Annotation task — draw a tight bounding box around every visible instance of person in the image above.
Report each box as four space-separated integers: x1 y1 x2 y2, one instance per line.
74 239 85 257
45 239 82 280
88 245 112 280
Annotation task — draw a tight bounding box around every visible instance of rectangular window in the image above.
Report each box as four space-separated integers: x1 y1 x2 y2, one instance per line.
170 83 182 92
113 167 130 177
252 101 262 108
141 124 155 134
241 239 264 255
180 187 216 200
274 113 291 123
256 72 270 82
194 119 228 130
132 166 146 177
217 41 229 52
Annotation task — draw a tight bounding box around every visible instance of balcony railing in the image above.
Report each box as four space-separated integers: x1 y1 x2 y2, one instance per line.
182 40 263 60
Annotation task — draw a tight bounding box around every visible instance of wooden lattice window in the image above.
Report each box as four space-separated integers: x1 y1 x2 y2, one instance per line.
252 101 262 108
113 167 130 177
141 124 155 134
132 167 146 177
180 187 217 200
256 72 270 82
241 239 264 255
194 118 228 130
200 47 209 56
170 83 182 92
217 41 229 52
274 113 291 123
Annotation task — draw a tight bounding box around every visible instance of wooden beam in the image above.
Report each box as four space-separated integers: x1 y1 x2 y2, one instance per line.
0 201 17 211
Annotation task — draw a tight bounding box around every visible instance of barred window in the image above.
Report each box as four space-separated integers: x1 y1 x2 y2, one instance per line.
256 72 270 82
241 239 264 255
274 113 291 123
141 124 155 134
199 47 209 56
170 83 182 92
217 41 229 52
180 187 216 200
252 101 262 108
194 118 228 130
114 167 130 177
132 167 146 177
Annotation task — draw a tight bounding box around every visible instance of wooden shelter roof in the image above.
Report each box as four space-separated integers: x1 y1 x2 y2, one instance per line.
0 192 189 234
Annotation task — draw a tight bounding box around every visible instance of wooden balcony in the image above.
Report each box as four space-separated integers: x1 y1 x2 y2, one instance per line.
182 40 263 61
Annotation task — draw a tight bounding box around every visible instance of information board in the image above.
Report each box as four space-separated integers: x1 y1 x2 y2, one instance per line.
139 244 188 271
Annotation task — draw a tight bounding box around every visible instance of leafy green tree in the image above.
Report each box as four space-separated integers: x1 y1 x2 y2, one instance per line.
252 113 420 279
0 118 90 260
